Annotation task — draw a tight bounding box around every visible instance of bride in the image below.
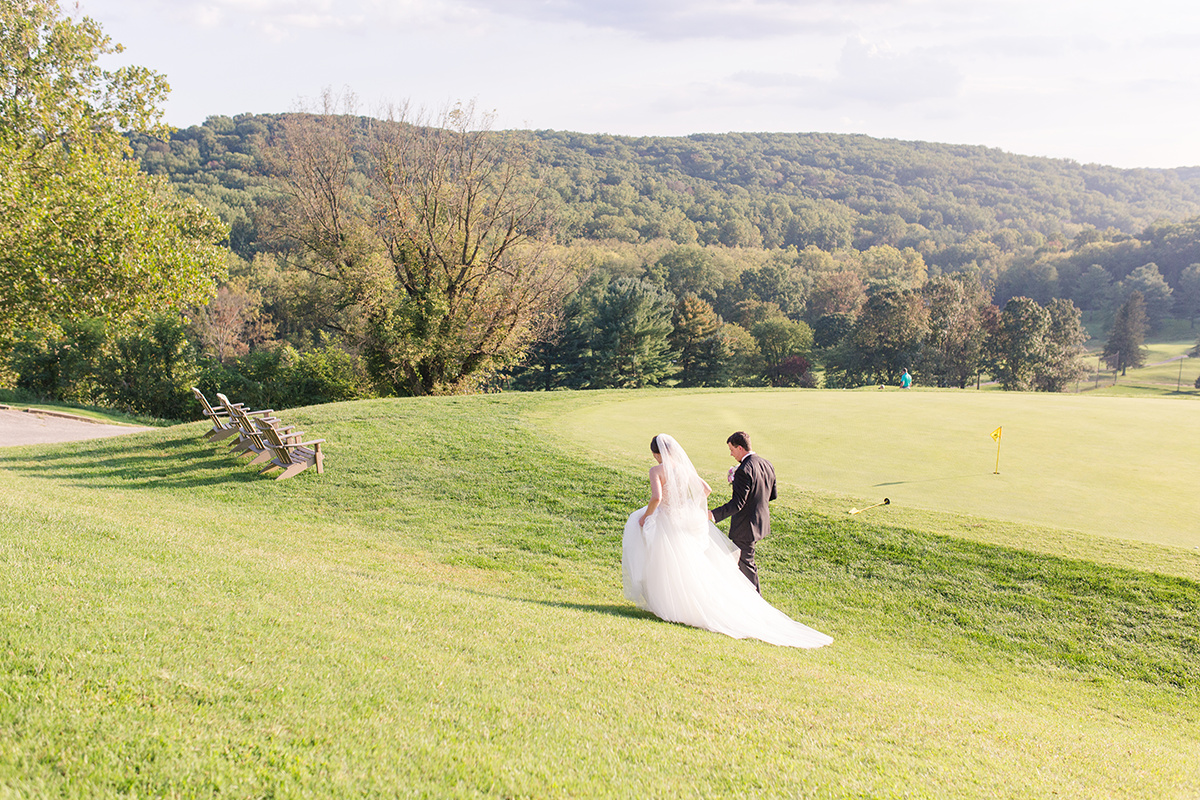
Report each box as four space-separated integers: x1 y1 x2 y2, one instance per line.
622 434 832 649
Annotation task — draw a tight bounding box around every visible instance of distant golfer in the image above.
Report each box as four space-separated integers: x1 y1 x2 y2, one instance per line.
900 369 912 389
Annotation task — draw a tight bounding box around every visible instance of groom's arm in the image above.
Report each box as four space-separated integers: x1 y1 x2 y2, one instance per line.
711 467 751 524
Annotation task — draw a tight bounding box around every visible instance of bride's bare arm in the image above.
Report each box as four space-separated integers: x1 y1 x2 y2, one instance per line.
639 465 664 526
700 478 712 496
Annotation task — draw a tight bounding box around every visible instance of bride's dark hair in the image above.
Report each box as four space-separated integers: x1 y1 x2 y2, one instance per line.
650 436 661 454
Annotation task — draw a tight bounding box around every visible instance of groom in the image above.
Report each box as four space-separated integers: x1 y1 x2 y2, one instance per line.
709 431 776 593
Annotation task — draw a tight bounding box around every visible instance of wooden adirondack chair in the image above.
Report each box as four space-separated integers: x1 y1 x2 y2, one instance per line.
255 417 325 480
192 387 240 442
215 393 276 459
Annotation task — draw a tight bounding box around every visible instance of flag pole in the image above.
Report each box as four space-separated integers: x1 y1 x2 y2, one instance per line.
991 427 1002 474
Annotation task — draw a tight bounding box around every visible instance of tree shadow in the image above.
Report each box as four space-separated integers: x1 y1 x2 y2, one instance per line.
0 435 274 489
874 474 988 487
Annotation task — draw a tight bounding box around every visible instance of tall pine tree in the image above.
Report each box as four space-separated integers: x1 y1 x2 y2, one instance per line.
1103 291 1148 375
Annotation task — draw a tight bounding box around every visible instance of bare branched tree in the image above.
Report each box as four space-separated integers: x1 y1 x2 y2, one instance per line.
272 93 571 394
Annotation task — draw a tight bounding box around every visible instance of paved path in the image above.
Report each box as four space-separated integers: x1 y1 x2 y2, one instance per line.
0 406 155 447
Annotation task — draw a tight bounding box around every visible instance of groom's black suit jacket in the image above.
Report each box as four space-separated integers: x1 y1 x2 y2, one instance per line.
711 453 777 546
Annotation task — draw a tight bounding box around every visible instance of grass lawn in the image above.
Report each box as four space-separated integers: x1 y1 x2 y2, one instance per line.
549 388 1200 550
2 391 1199 798
0 389 173 427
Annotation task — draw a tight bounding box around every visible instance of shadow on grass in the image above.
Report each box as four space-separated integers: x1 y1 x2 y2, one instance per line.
768 507 1200 693
460 588 654 621
0 435 268 488
874 473 988 487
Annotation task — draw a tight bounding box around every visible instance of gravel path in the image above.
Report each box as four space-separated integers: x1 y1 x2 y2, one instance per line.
0 406 155 447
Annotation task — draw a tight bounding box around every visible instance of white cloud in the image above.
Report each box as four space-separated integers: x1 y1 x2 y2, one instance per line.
831 36 962 105
454 0 870 40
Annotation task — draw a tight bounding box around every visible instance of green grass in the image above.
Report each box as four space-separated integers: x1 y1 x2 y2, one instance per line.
0 389 174 427
2 392 1199 797
548 388 1200 550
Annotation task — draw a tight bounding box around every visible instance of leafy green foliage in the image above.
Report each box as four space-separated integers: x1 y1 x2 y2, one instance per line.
986 296 1051 390
0 0 227 341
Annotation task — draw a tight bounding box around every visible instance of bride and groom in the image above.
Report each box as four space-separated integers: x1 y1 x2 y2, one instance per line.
622 432 832 649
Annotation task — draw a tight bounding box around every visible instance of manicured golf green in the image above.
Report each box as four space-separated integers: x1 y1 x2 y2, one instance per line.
1 391 1198 797
551 388 1200 550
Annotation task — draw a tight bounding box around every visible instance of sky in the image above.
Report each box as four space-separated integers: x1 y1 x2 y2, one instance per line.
76 0 1200 169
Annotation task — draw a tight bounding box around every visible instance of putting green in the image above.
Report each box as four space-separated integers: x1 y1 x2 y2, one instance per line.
550 388 1200 550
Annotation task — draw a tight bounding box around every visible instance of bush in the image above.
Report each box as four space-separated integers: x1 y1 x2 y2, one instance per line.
9 319 107 404
99 315 199 420
274 343 371 408
765 355 816 388
195 341 372 411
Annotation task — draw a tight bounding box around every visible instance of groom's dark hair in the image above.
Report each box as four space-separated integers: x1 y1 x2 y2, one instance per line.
727 431 751 450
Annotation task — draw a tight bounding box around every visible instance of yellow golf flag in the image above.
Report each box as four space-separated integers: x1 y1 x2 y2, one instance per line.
991 426 1002 441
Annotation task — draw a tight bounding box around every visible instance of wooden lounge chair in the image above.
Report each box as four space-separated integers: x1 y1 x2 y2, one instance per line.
215 393 276 458
255 417 325 480
192 387 240 442
230 413 297 466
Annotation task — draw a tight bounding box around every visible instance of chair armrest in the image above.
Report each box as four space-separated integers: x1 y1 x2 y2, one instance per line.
280 439 325 449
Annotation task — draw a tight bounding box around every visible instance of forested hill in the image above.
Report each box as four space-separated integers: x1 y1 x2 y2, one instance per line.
530 128 1200 245
131 113 1200 284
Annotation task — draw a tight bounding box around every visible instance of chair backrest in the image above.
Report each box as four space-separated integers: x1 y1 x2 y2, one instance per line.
193 387 221 417
255 418 296 466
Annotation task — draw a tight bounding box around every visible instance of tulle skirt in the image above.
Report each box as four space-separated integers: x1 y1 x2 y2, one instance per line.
622 506 833 649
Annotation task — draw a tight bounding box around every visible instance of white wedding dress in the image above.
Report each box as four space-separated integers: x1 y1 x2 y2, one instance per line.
622 435 833 649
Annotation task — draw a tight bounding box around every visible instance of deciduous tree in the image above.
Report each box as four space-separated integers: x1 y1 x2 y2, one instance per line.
274 96 571 394
921 274 995 388
847 289 929 385
1034 298 1090 392
0 0 227 341
985 296 1050 391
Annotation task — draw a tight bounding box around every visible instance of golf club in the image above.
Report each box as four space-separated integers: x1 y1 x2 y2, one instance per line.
848 497 890 515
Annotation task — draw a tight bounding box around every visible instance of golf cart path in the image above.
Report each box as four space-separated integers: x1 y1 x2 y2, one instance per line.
0 406 155 447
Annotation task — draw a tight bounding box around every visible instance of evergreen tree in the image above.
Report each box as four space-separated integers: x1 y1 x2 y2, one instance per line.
1103 291 1148 375
1175 264 1200 328
586 278 676 388
1119 263 1173 331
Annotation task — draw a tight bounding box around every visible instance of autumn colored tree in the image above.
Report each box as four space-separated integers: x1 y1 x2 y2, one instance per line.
921 274 996 388
806 270 867 320
274 97 571 394
670 294 724 387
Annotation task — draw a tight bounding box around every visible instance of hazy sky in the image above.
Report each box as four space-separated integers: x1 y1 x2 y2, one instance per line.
78 0 1200 169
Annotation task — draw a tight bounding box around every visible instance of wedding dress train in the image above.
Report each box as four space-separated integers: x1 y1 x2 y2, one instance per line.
621 436 832 649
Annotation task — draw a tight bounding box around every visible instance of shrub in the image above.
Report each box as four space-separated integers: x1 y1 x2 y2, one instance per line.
99 315 199 420
9 319 107 404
